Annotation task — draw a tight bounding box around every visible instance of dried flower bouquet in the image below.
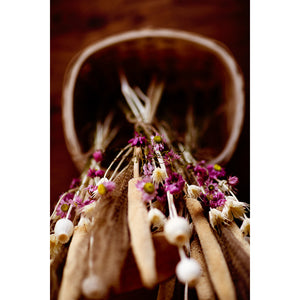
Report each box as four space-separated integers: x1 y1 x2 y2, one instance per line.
50 75 250 300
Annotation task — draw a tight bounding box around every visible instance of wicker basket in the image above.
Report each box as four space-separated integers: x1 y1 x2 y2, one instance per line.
62 28 244 171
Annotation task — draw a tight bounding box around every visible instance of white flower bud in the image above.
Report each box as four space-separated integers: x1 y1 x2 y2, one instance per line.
164 217 191 246
81 274 106 299
54 218 74 244
187 184 202 199
152 167 167 185
148 208 166 228
176 258 202 286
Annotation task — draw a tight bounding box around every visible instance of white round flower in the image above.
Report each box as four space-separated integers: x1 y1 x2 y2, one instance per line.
164 217 191 246
176 258 202 286
148 208 166 228
54 218 74 244
81 274 105 299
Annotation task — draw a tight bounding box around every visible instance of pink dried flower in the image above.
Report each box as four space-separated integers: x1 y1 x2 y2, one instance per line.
210 192 226 208
165 172 185 195
206 164 226 179
228 176 239 187
205 180 218 194
69 178 81 189
136 177 157 202
150 134 165 151
93 150 103 163
128 132 147 147
95 169 105 178
56 194 74 218
143 162 154 176
87 168 97 178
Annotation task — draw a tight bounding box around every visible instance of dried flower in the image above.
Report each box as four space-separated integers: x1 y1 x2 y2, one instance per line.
205 180 218 194
128 132 147 147
165 172 185 195
164 217 191 246
93 150 103 163
56 194 73 218
228 176 239 187
143 162 154 176
210 192 226 208
97 180 116 195
54 218 74 243
136 177 157 202
209 208 228 229
240 217 250 236
69 178 81 189
206 164 226 179
187 184 202 199
151 134 165 151
82 274 105 299
193 164 209 186
176 258 202 286
152 167 167 185
95 169 105 178
222 196 248 221
87 168 97 178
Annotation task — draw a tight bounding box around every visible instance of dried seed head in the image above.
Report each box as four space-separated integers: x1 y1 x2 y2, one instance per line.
187 184 202 199
209 208 227 229
176 258 202 286
164 217 191 246
81 274 106 299
152 167 167 185
240 217 250 236
54 218 74 244
148 208 166 228
224 197 248 220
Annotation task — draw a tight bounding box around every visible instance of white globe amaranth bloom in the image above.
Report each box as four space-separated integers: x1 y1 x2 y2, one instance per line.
164 217 191 246
54 218 74 244
82 274 106 299
176 257 202 286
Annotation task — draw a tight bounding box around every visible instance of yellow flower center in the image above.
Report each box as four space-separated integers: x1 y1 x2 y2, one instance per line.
61 204 69 212
144 182 155 194
214 164 222 171
98 184 107 195
153 136 162 143
208 184 214 191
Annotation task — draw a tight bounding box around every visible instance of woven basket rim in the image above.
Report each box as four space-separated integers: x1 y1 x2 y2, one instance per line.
62 28 245 170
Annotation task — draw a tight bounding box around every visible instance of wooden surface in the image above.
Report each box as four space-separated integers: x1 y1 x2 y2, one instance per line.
50 0 249 211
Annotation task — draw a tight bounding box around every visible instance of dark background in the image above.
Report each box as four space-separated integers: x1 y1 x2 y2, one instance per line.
50 0 250 212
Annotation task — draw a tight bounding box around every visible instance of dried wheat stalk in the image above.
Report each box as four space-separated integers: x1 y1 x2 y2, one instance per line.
156 276 176 300
127 177 158 288
214 224 250 300
190 235 216 300
88 166 133 297
185 197 236 300
58 224 90 300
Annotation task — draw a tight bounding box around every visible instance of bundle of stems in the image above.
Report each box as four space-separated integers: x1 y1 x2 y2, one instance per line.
50 74 250 300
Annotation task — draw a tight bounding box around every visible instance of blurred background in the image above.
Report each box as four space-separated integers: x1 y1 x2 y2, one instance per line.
50 0 249 213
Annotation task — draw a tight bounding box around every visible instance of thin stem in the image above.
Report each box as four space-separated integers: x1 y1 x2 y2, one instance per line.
110 147 133 181
103 144 131 179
